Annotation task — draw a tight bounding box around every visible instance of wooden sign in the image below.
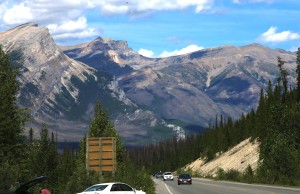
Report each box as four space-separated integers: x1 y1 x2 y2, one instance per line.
86 137 117 173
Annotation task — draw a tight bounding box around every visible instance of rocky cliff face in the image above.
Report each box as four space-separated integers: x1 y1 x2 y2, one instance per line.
0 23 97 140
184 138 260 176
63 39 297 130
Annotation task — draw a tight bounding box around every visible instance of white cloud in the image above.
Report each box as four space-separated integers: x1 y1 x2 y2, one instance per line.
258 26 300 43
48 17 98 41
159 44 204 58
52 28 98 40
3 3 33 25
98 0 213 15
0 1 7 17
138 45 204 58
47 16 88 34
138 48 154 58
2 1 100 42
0 0 214 43
3 0 95 25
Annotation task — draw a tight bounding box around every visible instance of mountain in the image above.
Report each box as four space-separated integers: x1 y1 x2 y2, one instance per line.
0 23 177 145
0 23 297 145
62 38 297 130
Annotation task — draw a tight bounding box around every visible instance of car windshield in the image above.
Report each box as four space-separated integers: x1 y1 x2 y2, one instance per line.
179 174 191 178
84 185 108 191
165 172 172 175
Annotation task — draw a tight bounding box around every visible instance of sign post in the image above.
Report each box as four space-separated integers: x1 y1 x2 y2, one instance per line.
86 137 117 175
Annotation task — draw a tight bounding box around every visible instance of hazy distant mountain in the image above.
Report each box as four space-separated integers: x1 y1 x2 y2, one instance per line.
62 38 297 129
0 23 177 145
0 23 297 145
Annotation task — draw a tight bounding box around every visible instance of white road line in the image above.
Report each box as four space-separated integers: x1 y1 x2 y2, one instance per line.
163 182 174 194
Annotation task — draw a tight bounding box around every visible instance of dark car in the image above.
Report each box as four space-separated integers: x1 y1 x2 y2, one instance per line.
155 172 163 178
0 176 47 194
178 173 192 185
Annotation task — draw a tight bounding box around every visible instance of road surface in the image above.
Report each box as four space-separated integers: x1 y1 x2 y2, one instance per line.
153 177 300 194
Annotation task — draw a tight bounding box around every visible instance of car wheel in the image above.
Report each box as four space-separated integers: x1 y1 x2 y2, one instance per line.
178 182 180 185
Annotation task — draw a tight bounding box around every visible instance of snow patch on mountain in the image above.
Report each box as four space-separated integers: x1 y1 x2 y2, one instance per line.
165 124 185 140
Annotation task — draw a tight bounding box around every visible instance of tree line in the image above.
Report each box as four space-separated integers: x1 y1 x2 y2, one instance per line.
129 49 300 186
0 46 155 194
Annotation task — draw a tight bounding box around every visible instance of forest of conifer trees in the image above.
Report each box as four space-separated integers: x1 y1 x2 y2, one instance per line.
129 48 300 186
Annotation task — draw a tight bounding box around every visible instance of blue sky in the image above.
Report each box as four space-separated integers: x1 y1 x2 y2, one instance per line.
0 0 299 58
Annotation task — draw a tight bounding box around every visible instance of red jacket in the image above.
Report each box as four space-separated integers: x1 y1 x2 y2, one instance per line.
40 189 51 194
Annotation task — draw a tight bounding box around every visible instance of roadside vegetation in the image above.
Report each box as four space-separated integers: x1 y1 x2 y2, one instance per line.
0 46 155 194
129 48 300 187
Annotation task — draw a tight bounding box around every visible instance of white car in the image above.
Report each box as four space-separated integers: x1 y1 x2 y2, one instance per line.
163 172 174 181
77 182 146 194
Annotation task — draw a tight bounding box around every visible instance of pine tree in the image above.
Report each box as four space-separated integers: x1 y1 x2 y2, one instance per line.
88 100 125 163
296 48 300 102
277 57 289 102
0 47 29 188
27 124 59 185
0 46 26 161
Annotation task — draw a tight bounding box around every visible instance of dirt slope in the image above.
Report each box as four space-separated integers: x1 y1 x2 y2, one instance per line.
184 138 260 177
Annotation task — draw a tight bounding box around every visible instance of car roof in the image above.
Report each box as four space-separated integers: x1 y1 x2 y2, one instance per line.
90 182 130 186
179 173 191 176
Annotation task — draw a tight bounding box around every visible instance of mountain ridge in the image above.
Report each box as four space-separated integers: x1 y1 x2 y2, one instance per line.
0 23 180 145
0 23 297 145
64 37 296 124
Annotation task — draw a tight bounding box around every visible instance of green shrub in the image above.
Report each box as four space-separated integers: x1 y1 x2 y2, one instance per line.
216 168 225 180
225 169 241 181
242 165 254 183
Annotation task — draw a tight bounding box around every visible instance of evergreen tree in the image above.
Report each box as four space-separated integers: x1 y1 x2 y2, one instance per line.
0 46 27 162
88 101 109 137
88 100 125 163
27 124 59 190
296 48 300 102
277 57 289 102
0 46 29 189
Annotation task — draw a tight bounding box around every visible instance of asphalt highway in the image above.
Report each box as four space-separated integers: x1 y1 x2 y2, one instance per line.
153 177 300 194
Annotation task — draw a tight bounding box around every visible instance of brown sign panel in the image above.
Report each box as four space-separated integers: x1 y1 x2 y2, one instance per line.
86 137 117 173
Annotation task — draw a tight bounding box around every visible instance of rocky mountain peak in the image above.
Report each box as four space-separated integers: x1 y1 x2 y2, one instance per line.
0 22 49 51
0 23 98 140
